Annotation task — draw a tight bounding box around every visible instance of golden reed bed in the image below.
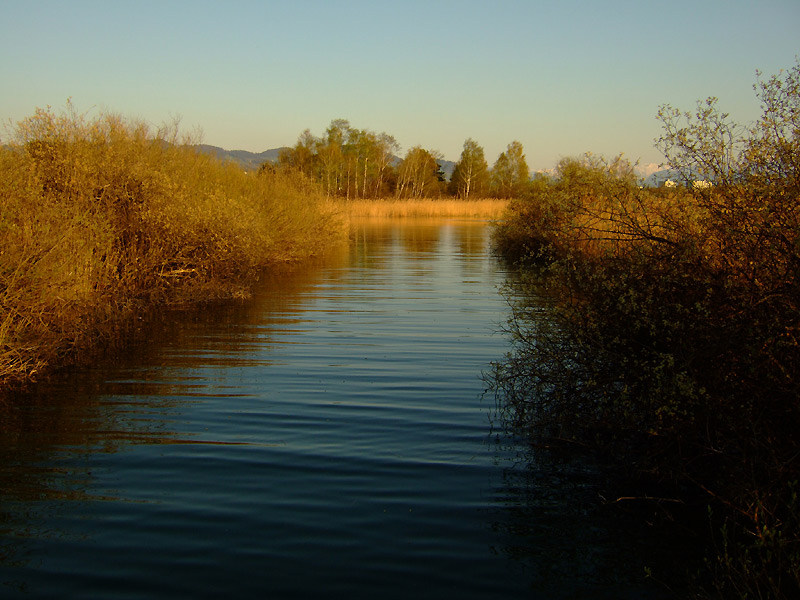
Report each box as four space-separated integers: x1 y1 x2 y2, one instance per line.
339 198 509 220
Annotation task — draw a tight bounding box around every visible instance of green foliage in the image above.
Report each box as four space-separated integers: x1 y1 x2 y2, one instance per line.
277 119 400 198
657 58 800 197
395 146 445 198
490 62 800 597
449 138 489 198
707 484 800 600
0 103 344 387
490 140 530 198
492 153 651 262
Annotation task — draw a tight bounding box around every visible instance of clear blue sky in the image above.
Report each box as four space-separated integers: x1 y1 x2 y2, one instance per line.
1 0 798 172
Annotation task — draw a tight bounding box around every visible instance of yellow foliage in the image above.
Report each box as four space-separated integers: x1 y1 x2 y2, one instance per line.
341 197 508 219
0 104 345 387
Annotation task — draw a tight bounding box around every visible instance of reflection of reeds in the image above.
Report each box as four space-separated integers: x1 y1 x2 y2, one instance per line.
341 198 508 219
0 105 346 388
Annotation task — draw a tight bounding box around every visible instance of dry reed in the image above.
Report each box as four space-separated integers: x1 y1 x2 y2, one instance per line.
340 197 509 219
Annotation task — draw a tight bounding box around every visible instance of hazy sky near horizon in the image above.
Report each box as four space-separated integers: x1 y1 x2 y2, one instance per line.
1 0 798 171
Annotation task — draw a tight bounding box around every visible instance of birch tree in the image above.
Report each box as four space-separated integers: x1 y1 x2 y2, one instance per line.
450 138 489 198
490 140 529 198
396 146 442 198
373 133 400 197
278 120 399 198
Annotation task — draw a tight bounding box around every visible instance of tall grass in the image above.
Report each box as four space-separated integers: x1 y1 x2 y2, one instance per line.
0 104 345 388
341 197 508 219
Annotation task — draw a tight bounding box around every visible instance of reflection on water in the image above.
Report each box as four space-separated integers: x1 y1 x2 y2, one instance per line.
0 218 685 598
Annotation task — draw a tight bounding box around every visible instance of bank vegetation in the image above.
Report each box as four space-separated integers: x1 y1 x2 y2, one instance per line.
489 62 800 598
341 197 508 219
0 104 345 389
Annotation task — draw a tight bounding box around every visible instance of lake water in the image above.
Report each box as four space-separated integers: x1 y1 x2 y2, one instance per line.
0 219 684 599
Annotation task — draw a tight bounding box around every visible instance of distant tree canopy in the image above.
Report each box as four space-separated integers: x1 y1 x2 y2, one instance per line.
270 120 531 199
275 119 400 199
449 138 489 199
396 146 445 198
490 141 529 198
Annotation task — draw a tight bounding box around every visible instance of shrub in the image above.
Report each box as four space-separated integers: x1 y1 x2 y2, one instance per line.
0 103 344 387
489 62 800 597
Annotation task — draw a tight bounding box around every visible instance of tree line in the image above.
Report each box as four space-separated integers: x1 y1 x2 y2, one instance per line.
268 119 530 199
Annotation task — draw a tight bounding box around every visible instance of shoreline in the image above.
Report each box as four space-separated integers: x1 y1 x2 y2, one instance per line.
2 206 506 393
339 197 508 219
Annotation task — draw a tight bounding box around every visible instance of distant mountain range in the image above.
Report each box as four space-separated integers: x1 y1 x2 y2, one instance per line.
196 144 457 179
438 159 456 180
195 145 289 171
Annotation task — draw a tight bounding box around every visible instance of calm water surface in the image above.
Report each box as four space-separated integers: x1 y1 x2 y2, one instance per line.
1 219 682 599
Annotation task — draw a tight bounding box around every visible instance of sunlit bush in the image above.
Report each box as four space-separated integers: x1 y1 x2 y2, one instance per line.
0 103 344 386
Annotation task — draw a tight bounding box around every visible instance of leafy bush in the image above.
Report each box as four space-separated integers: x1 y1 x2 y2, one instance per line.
0 103 344 387
490 62 800 597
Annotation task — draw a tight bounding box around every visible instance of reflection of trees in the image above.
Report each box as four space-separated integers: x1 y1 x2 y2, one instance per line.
397 223 441 256
457 226 487 259
349 218 442 260
349 218 493 262
454 222 499 282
